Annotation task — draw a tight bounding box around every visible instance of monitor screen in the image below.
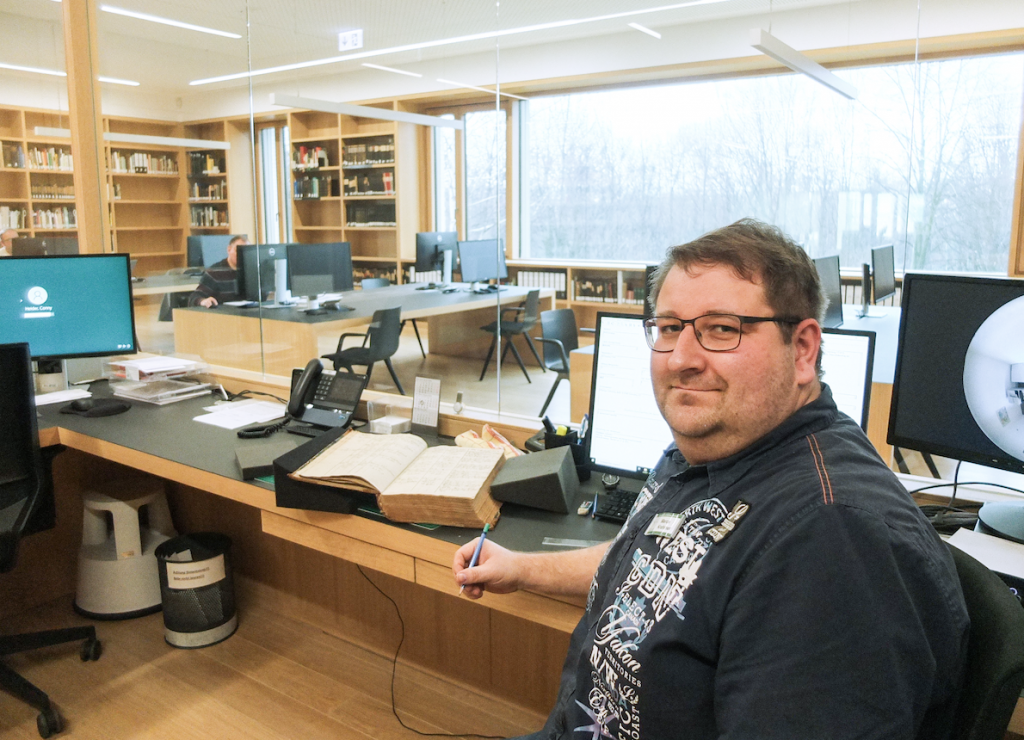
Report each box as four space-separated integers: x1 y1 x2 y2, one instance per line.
813 254 844 328
237 243 288 301
820 327 875 430
415 232 458 272
0 255 136 359
187 234 239 268
287 241 353 296
586 313 673 480
11 237 79 257
457 239 508 283
872 244 896 303
888 272 1024 475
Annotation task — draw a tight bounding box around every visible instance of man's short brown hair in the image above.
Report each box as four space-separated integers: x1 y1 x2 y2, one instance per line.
648 218 824 369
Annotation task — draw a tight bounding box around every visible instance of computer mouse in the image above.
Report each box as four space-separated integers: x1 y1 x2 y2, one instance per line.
60 398 131 417
70 398 95 413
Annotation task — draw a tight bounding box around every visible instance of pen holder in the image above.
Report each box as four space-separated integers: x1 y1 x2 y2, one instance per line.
544 431 590 482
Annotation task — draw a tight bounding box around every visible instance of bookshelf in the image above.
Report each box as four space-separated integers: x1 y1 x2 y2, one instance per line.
288 104 420 284
184 121 231 236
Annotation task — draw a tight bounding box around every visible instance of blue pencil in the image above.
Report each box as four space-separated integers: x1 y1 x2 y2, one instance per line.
460 523 491 594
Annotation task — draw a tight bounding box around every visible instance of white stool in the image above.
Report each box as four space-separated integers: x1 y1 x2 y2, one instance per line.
74 482 176 619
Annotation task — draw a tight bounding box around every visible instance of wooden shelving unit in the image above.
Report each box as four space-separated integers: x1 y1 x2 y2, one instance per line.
506 260 650 327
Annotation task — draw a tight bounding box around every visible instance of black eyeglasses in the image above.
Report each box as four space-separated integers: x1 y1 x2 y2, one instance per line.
643 314 800 353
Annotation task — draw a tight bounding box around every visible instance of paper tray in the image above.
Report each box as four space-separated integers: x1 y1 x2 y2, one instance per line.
272 426 375 514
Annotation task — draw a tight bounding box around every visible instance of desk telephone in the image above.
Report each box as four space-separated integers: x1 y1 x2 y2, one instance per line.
237 359 368 438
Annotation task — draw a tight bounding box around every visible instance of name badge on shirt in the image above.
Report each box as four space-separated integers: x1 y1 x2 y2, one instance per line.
646 513 684 539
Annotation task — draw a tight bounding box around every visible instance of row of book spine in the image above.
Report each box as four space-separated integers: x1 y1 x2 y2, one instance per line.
342 141 394 166
293 145 330 170
405 266 443 284
32 206 77 228
515 269 567 300
30 182 75 200
293 175 339 200
190 181 226 200
343 171 394 196
110 151 178 174
190 205 228 227
3 143 25 168
572 278 647 304
188 152 223 177
28 146 73 171
346 203 395 227
0 206 27 228
354 265 398 284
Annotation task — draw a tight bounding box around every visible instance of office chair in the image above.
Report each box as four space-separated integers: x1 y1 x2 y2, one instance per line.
0 343 102 738
360 278 426 358
158 268 193 321
478 289 544 383
322 306 406 395
946 543 1024 740
536 308 579 418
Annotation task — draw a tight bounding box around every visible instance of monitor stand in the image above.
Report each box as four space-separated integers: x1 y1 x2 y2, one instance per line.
855 306 887 318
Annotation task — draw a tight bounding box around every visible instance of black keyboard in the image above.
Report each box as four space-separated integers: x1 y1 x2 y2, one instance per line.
594 489 639 523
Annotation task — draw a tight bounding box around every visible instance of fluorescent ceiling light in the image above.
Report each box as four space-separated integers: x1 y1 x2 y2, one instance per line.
750 28 857 100
35 127 231 150
270 93 463 130
100 5 241 39
437 78 527 101
628 22 662 39
362 63 422 78
191 0 730 86
0 62 139 86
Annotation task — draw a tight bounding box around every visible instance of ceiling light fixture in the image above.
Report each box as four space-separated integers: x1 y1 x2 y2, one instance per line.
1 62 139 86
437 78 527 101
191 0 730 86
749 28 857 100
269 93 463 130
362 63 422 78
100 5 241 39
628 22 662 39
35 127 230 149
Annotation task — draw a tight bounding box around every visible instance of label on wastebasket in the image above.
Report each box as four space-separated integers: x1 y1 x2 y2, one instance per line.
166 554 226 590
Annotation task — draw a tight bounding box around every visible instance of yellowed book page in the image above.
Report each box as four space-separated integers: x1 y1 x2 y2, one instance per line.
295 431 427 493
382 447 504 498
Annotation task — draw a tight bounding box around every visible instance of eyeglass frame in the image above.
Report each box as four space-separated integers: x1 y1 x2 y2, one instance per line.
643 313 802 353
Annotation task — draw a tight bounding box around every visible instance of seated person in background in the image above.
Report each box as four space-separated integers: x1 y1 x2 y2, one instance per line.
0 228 16 257
454 218 969 740
188 235 247 307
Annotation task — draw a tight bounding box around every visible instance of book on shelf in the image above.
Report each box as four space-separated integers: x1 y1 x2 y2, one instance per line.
289 429 504 528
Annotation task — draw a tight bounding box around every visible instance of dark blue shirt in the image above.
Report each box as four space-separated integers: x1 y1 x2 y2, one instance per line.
522 386 968 740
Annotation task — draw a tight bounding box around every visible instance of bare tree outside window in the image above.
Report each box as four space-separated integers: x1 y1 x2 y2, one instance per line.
522 53 1023 273
466 109 507 240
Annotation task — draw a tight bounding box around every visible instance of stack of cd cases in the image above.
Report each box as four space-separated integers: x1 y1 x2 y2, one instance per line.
112 379 213 405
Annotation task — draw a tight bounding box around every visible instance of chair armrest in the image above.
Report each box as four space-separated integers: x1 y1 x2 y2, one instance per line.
334 331 368 352
536 337 570 372
580 327 596 334
501 306 526 320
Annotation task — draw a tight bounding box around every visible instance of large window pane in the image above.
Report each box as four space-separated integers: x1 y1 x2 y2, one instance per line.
523 53 1023 272
434 117 457 232
465 109 506 240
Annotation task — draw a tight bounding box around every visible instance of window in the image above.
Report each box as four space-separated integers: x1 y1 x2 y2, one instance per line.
433 115 457 232
521 53 1024 272
465 109 506 240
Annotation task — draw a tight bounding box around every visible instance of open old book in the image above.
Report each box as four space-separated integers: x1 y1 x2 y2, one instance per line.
288 430 504 528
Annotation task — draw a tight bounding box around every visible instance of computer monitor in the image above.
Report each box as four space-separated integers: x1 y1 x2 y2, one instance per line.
11 237 79 257
187 234 239 268
237 243 288 302
888 272 1024 475
586 312 674 482
457 239 508 284
820 327 875 431
813 254 844 328
286 242 353 296
415 232 458 273
0 255 136 359
871 244 896 303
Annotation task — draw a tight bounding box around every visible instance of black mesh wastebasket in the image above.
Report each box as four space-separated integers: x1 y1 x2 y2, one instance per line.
155 532 237 648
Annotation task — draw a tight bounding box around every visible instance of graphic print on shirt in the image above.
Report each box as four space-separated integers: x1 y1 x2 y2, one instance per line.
578 496 731 740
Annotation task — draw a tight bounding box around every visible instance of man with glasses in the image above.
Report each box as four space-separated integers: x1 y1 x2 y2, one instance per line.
0 228 16 257
454 219 967 739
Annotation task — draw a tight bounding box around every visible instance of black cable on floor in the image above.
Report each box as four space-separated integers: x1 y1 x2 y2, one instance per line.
355 564 505 740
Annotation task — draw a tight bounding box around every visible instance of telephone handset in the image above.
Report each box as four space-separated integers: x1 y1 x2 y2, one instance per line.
288 359 323 417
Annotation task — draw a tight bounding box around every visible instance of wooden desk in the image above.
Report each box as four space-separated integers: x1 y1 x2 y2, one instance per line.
13 394 594 712
131 274 199 297
173 284 555 376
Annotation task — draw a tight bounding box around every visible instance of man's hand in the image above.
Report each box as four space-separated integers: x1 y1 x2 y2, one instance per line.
453 538 523 599
199 296 218 308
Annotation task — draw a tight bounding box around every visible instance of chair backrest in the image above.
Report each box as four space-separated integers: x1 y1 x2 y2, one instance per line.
540 308 579 372
947 543 1024 740
366 306 403 360
521 289 541 328
0 343 44 573
361 277 391 290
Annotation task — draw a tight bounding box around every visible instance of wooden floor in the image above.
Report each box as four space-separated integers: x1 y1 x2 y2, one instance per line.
0 581 546 740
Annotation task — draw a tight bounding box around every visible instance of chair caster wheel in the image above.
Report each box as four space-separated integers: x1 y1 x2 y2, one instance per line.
80 636 102 662
37 706 62 738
